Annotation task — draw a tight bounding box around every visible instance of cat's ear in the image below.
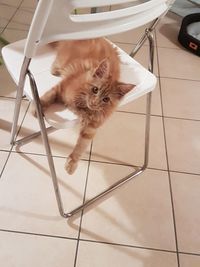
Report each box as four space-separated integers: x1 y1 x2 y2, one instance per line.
93 59 110 79
115 82 135 99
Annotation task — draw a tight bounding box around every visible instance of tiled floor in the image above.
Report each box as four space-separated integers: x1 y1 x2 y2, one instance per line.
0 1 200 267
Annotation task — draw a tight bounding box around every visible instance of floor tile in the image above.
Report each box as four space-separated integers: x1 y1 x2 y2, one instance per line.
8 7 34 31
108 24 151 45
161 78 200 120
0 1 22 8
0 65 17 98
179 254 200 267
171 172 200 254
20 0 37 10
0 98 29 151
0 153 88 238
0 151 9 173
91 112 167 170
77 241 178 267
1 26 28 43
156 12 182 49
118 81 162 116
80 163 176 250
16 106 91 160
158 47 200 81
165 118 200 174
0 231 77 267
0 3 16 28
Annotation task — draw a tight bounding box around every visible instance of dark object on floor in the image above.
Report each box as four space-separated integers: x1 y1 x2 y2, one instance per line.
178 13 200 56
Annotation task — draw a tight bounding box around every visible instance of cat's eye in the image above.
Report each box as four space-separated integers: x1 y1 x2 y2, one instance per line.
92 86 99 94
103 97 110 103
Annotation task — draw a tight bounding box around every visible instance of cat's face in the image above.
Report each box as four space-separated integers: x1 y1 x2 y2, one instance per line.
75 59 135 113
84 80 131 112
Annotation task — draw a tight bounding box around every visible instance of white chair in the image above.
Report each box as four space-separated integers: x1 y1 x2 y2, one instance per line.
1 0 175 218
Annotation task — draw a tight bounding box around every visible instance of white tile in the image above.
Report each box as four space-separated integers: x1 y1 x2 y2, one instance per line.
0 65 17 98
161 78 200 120
77 241 178 267
0 153 88 238
0 98 29 151
165 118 200 174
81 163 176 250
91 112 167 170
0 151 9 172
158 47 200 81
179 254 200 267
0 231 77 267
171 172 200 254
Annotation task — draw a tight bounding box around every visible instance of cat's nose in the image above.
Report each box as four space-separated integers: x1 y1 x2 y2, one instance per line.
89 100 99 110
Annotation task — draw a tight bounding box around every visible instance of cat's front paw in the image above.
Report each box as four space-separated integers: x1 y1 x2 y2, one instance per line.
65 156 78 175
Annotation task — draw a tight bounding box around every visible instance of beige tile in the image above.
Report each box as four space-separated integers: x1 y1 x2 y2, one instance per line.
1 27 28 43
0 153 88 238
0 1 22 8
77 241 178 267
118 81 162 116
16 106 91 160
0 98 29 151
158 47 200 81
0 65 17 98
91 112 167 170
80 163 176 250
108 24 151 45
0 4 16 28
20 0 37 10
0 151 9 171
0 231 77 267
161 78 200 120
156 12 183 49
179 254 200 267
9 8 34 31
165 118 200 174
171 172 200 254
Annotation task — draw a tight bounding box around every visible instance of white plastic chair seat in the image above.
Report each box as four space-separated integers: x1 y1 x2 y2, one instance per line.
2 39 157 129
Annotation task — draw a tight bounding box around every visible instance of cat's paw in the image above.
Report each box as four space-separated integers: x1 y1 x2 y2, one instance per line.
65 157 78 175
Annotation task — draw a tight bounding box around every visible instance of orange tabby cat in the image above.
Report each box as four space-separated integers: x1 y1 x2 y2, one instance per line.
32 38 135 174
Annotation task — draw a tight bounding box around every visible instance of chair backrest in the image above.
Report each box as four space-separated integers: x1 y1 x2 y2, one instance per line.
24 0 174 58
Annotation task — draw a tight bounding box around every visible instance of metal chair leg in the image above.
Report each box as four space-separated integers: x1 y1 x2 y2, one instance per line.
27 70 67 218
22 27 155 219
10 57 31 145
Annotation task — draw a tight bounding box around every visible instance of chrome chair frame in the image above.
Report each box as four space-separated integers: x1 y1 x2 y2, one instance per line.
10 20 156 219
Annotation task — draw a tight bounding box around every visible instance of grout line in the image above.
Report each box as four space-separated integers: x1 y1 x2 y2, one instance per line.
79 238 178 254
2 227 200 258
155 29 180 267
1 0 24 34
0 228 77 242
158 76 200 83
116 110 200 122
6 149 200 177
0 100 30 178
73 141 93 267
159 76 200 83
